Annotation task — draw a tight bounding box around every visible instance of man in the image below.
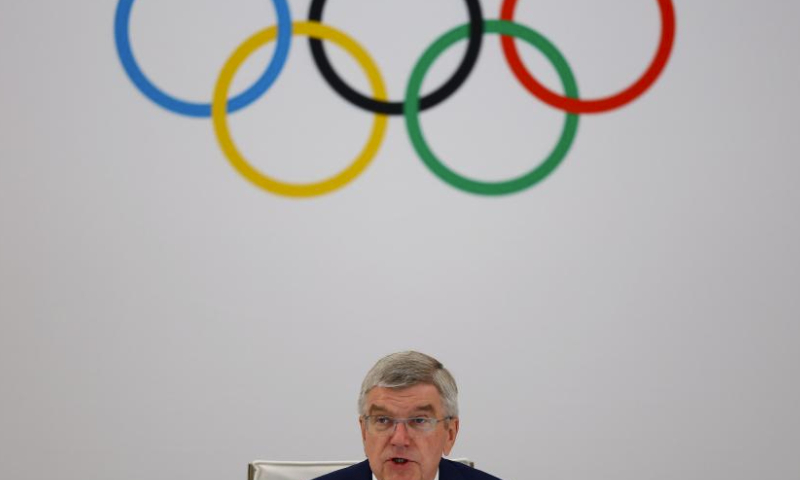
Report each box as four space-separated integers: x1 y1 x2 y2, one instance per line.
313 351 503 480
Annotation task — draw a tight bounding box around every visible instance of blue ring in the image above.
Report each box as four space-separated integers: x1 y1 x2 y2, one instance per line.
114 0 291 118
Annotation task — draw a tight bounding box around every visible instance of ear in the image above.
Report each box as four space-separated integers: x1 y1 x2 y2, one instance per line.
442 417 460 456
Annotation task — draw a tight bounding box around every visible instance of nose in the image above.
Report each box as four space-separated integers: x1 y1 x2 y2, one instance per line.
390 420 411 446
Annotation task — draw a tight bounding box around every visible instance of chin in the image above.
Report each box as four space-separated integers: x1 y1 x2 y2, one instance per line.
381 461 422 480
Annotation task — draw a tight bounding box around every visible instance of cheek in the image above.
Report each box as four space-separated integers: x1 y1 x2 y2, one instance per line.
364 436 385 456
425 435 449 457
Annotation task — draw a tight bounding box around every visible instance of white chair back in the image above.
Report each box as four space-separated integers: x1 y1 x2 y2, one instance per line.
249 459 474 480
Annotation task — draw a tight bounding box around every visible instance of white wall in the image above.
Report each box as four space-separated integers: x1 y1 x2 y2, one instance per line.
1 1 799 479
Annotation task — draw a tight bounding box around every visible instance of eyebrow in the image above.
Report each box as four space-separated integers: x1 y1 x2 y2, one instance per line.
368 405 390 415
412 405 435 414
368 404 436 415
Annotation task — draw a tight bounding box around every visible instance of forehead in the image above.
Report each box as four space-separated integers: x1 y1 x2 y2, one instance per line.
365 384 444 414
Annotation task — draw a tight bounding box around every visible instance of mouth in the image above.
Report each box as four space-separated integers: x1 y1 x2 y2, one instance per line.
388 457 411 465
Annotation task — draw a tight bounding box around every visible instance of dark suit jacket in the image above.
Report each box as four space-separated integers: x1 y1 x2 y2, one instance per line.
311 458 502 480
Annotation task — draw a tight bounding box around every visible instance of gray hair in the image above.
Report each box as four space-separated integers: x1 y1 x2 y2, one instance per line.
358 351 459 417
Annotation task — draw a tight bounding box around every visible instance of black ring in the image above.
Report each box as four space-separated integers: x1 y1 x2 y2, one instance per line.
308 0 484 115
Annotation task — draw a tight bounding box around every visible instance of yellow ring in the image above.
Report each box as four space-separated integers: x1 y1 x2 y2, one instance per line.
212 21 388 197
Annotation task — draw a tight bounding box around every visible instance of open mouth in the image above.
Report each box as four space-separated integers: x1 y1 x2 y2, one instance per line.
390 458 410 465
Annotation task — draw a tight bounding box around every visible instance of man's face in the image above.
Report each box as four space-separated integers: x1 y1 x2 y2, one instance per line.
360 384 459 480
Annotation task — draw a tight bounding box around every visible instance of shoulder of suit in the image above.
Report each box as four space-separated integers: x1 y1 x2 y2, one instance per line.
440 458 504 480
310 460 370 480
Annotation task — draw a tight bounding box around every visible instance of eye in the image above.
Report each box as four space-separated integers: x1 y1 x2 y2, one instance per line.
375 416 392 425
410 417 431 426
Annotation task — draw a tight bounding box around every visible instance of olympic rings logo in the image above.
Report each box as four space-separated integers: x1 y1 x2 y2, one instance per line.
114 0 676 197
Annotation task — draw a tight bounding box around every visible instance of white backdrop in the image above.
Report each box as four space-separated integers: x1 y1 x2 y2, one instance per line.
1 1 799 480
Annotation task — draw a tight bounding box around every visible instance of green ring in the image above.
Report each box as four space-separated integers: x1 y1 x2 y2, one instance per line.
404 19 580 196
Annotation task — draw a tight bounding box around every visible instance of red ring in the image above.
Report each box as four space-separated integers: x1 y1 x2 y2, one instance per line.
499 0 676 114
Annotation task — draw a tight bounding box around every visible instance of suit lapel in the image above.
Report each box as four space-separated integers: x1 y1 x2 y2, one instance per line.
439 458 465 480
357 459 373 480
